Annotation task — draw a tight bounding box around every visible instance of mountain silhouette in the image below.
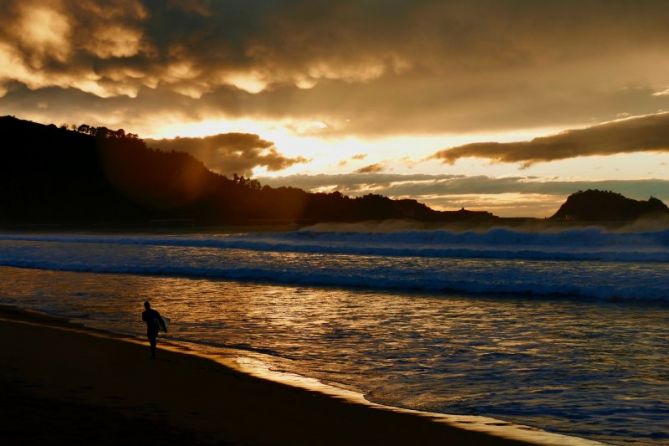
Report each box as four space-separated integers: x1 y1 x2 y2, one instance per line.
3 116 666 228
550 189 669 222
0 116 497 227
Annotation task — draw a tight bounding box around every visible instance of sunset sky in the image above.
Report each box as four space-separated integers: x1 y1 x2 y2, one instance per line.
2 0 669 216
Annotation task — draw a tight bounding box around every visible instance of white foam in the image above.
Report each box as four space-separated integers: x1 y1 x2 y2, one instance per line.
0 230 668 302
1 227 668 262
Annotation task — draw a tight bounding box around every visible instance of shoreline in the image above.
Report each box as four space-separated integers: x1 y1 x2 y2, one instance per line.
0 305 606 446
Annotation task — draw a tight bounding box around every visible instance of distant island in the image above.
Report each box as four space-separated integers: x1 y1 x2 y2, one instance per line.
0 116 666 229
550 189 668 222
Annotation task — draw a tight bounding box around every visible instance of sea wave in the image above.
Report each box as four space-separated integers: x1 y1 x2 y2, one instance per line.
1 256 668 303
1 227 669 262
0 232 668 303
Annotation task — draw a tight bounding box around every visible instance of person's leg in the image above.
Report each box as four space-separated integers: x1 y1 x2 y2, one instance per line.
148 334 157 359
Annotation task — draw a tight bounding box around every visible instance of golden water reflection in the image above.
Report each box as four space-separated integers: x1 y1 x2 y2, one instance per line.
1 266 668 446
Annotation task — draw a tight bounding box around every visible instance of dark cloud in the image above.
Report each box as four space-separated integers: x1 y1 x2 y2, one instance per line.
355 163 383 173
166 0 212 16
432 113 669 166
146 133 308 176
3 1 669 134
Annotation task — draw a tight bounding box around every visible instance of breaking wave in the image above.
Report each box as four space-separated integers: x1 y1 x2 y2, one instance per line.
0 228 668 303
1 227 669 262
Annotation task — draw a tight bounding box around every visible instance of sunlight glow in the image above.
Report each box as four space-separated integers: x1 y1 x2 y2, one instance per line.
223 72 268 94
420 193 564 217
149 116 568 177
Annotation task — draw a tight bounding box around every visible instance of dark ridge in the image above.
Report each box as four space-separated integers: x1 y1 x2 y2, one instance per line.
550 189 669 222
0 116 497 227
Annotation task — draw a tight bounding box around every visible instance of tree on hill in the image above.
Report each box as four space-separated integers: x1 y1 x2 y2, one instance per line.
0 116 498 226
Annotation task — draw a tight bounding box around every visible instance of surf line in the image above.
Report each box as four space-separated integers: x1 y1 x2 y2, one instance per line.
0 313 608 446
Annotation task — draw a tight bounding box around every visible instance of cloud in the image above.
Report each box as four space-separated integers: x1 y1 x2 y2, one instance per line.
355 163 383 173
257 173 669 216
258 173 669 206
146 133 308 176
0 0 149 98
3 1 669 135
257 173 669 199
432 113 669 166
339 153 368 167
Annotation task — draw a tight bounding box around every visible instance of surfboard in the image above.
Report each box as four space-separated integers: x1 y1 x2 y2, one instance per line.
158 315 170 333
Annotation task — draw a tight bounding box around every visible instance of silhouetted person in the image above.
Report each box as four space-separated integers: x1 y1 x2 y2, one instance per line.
142 301 163 359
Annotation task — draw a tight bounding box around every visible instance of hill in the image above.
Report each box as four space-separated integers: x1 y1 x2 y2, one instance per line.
0 116 497 227
550 189 669 222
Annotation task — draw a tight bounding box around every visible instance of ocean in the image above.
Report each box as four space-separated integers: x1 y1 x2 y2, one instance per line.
0 227 668 445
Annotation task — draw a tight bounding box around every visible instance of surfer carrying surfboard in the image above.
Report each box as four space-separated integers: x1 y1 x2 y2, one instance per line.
141 301 167 359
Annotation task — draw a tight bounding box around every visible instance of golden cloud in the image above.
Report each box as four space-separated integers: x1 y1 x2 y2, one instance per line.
356 163 384 173
2 1 669 137
146 133 308 176
432 113 669 166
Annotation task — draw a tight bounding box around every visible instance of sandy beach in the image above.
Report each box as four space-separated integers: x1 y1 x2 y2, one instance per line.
0 306 607 446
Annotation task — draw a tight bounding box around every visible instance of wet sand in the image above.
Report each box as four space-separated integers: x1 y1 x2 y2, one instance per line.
0 307 604 446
